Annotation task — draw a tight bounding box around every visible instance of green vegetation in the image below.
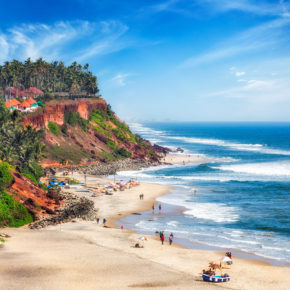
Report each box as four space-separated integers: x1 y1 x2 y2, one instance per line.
48 121 60 135
103 130 112 138
118 148 132 158
48 144 91 164
0 99 44 181
91 125 103 134
66 178 80 185
0 58 99 96
0 162 33 227
106 140 118 151
65 111 89 132
99 152 118 161
90 109 108 129
61 125 68 135
0 162 13 190
89 106 156 159
0 190 33 227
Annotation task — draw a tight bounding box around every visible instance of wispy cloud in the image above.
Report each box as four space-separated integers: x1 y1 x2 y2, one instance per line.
208 77 290 104
180 17 290 68
235 71 246 77
198 0 289 17
111 73 135 86
230 67 246 77
0 20 129 63
145 0 290 17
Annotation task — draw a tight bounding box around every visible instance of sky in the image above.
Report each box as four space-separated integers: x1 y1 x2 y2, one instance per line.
0 0 290 122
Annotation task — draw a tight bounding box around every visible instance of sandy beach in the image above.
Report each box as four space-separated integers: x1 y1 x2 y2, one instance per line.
0 156 290 289
162 153 207 165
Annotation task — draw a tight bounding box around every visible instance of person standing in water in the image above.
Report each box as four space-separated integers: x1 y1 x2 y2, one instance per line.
152 204 155 213
169 233 174 245
159 203 162 213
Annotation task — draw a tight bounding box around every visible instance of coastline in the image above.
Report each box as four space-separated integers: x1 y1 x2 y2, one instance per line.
118 200 290 268
1 155 290 289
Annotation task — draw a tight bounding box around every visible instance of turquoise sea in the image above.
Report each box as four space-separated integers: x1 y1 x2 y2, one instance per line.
117 122 290 265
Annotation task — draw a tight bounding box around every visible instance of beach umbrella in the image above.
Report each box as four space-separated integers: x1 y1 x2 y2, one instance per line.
221 256 232 263
138 236 148 241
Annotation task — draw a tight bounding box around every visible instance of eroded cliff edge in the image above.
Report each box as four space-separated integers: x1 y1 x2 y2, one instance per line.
22 98 164 167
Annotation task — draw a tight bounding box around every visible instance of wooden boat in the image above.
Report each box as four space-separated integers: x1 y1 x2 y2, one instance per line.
202 274 230 282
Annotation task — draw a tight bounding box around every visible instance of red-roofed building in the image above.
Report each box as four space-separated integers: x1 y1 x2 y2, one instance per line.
21 87 44 98
5 98 21 109
26 97 36 106
19 100 31 108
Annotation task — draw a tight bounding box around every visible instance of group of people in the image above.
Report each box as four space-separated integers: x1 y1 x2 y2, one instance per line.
139 193 144 200
97 217 107 226
152 203 162 214
159 231 174 245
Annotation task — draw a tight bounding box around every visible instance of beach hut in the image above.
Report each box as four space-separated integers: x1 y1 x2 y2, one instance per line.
5 98 21 109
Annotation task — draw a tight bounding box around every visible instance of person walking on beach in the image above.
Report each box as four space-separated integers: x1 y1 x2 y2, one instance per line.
97 217 100 224
169 233 174 245
152 204 155 213
141 193 144 200
139 194 141 200
103 218 106 226
159 203 162 213
161 233 165 245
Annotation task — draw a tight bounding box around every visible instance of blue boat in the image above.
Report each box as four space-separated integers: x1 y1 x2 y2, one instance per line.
202 274 230 282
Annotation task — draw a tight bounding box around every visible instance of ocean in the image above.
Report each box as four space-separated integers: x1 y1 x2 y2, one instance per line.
116 122 290 265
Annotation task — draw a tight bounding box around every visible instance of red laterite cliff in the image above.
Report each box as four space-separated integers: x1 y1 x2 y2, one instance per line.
23 98 107 128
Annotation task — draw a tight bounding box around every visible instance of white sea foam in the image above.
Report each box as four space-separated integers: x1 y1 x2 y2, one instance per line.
261 245 290 252
215 161 290 177
183 203 239 223
168 136 290 156
166 221 179 227
158 191 239 223
128 123 166 138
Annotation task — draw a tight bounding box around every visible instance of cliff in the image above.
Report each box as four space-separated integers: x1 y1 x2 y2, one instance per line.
7 171 62 219
22 98 162 166
23 98 107 128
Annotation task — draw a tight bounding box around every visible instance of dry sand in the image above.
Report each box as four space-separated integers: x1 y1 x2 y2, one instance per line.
0 156 290 289
162 153 207 164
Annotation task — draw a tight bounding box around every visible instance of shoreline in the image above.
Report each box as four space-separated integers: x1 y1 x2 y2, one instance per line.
117 201 290 268
1 154 290 289
110 154 290 268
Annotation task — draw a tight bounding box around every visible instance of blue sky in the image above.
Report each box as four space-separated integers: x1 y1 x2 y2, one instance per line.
1 0 290 121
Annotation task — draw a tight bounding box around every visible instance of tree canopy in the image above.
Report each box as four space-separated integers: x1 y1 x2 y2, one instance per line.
0 99 44 179
0 58 99 95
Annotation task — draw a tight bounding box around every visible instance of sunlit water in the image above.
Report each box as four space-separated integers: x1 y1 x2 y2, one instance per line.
116 122 290 264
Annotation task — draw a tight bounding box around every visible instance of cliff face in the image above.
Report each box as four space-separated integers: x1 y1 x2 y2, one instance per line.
22 98 162 166
7 171 62 219
23 99 107 128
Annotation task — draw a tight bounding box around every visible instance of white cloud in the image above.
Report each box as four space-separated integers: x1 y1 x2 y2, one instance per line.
235 71 246 77
243 79 275 90
146 0 290 18
111 73 133 86
180 17 290 68
199 0 287 17
0 20 129 64
207 78 290 104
